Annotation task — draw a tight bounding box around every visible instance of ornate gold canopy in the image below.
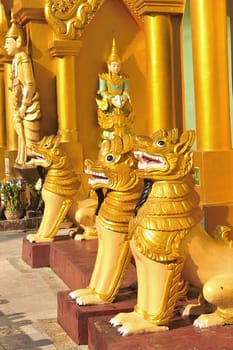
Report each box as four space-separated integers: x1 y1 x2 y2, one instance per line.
44 0 142 40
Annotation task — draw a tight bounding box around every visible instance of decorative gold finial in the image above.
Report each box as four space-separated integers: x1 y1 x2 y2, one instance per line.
107 38 121 63
5 13 25 45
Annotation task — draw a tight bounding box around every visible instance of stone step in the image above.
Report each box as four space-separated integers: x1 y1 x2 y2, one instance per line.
50 239 136 290
0 215 41 232
87 307 233 350
51 239 137 345
50 239 97 289
58 289 136 345
21 235 69 268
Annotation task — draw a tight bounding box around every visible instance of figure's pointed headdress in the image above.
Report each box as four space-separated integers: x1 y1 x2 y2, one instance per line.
107 38 121 63
5 13 25 45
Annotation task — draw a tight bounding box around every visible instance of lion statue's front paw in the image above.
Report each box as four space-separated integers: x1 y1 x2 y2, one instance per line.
110 311 168 335
76 293 107 306
26 233 54 243
193 312 226 328
69 288 93 300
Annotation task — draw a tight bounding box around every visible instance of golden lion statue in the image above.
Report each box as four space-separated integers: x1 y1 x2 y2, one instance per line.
26 135 97 243
69 134 143 304
109 128 233 335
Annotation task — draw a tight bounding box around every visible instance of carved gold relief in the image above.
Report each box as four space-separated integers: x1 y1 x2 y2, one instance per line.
44 0 104 40
45 0 143 40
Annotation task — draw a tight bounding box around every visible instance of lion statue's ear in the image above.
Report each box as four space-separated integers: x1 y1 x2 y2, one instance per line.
121 134 135 154
49 135 60 152
174 130 195 155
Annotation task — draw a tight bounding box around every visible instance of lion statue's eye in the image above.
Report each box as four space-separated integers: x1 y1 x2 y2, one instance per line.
157 140 165 147
105 153 115 163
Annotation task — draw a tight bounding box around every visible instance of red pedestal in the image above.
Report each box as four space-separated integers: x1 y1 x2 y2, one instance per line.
21 235 70 268
57 289 137 345
50 239 137 290
22 237 51 267
88 313 233 350
50 239 98 289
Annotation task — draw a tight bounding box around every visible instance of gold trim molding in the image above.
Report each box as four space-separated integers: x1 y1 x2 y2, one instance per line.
13 0 45 24
122 0 142 25
44 0 105 40
48 39 82 56
134 0 186 14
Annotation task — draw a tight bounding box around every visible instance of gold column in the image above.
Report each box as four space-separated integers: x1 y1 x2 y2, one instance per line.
48 40 84 176
190 0 233 203
134 0 186 134
48 40 81 143
190 0 233 232
144 14 174 132
190 0 231 150
51 47 80 142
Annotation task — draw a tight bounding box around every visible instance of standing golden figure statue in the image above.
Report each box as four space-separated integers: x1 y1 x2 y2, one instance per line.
96 38 134 140
107 129 233 335
4 17 41 167
69 134 143 304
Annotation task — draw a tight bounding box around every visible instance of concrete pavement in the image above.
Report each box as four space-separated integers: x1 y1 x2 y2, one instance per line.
0 228 89 350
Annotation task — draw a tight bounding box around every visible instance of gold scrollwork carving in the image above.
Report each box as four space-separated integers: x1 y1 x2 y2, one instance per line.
44 0 104 40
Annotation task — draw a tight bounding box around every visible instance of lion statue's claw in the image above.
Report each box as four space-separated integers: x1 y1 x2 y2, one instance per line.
26 233 53 243
193 312 225 328
69 288 93 300
75 293 106 306
110 311 168 335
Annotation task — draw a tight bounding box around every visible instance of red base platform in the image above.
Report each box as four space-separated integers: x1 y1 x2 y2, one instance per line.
21 235 70 268
87 310 233 350
57 289 136 345
54 239 137 345
50 239 97 289
50 239 136 290
22 236 51 267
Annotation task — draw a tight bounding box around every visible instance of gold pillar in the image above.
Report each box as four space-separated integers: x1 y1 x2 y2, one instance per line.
135 0 186 134
48 40 84 176
190 0 233 232
190 0 231 150
56 55 79 142
48 41 81 143
144 14 174 132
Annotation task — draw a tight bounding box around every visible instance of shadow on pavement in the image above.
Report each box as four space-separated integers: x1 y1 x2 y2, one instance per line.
0 298 53 350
